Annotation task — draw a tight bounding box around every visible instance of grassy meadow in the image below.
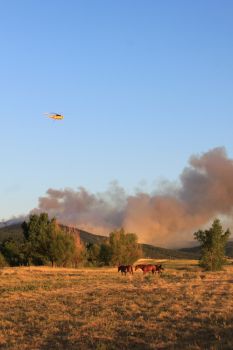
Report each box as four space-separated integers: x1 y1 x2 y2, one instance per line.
1 260 233 350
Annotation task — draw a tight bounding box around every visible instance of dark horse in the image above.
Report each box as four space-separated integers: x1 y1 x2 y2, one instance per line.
135 264 164 274
118 265 134 275
154 264 164 274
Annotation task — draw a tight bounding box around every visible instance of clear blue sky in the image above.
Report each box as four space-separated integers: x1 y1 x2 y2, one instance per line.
1 0 233 220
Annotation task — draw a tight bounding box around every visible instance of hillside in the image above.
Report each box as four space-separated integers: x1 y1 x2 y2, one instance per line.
141 243 199 259
0 223 107 246
180 241 233 258
0 223 24 242
0 222 232 259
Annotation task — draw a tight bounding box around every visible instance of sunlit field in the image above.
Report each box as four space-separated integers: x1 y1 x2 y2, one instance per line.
1 260 233 350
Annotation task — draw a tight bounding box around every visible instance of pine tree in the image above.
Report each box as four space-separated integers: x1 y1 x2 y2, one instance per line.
194 219 230 271
22 213 77 267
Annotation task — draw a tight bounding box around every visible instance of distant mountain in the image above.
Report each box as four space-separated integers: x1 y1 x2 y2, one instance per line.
61 225 107 245
0 217 26 228
0 223 24 242
0 223 106 246
142 243 199 259
179 246 201 255
0 222 232 259
63 226 200 259
180 241 233 258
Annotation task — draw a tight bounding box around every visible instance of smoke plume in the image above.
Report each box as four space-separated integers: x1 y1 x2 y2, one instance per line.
35 147 233 247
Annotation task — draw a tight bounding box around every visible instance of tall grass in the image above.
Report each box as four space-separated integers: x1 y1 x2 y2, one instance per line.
0 262 233 349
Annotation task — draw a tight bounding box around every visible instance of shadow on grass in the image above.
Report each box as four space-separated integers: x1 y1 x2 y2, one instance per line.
40 314 233 350
40 319 154 350
162 315 233 350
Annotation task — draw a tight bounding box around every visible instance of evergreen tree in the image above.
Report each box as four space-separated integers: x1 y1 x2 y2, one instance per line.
86 243 101 266
22 213 77 267
99 242 112 266
49 228 76 267
0 238 26 266
194 219 230 271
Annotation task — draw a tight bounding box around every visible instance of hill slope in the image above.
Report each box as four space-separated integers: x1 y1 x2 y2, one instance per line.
0 224 24 242
180 241 233 258
1 222 231 259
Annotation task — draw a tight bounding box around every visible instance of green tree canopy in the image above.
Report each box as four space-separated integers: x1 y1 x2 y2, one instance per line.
108 228 142 265
86 243 101 266
194 219 230 271
22 213 77 266
99 242 112 266
0 238 26 266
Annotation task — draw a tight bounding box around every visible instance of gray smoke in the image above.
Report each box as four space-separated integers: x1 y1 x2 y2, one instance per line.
0 215 27 228
34 182 127 235
35 147 233 247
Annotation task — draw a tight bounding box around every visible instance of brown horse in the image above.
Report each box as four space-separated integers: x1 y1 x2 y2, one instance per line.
118 265 134 275
135 264 156 274
135 264 146 271
135 264 164 275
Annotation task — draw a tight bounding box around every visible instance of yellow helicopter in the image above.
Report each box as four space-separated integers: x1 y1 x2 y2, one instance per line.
44 112 64 120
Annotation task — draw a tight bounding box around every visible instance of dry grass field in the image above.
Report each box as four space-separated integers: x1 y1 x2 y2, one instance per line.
0 260 233 350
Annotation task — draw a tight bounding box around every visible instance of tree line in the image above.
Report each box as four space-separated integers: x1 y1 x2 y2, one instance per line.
0 213 231 271
0 213 142 267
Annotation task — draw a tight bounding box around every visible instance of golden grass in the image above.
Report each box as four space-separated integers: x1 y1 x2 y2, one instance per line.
1 262 233 349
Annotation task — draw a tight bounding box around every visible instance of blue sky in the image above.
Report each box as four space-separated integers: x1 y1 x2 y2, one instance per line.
1 0 233 220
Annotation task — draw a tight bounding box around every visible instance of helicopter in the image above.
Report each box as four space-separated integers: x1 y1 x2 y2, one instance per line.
44 112 64 120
